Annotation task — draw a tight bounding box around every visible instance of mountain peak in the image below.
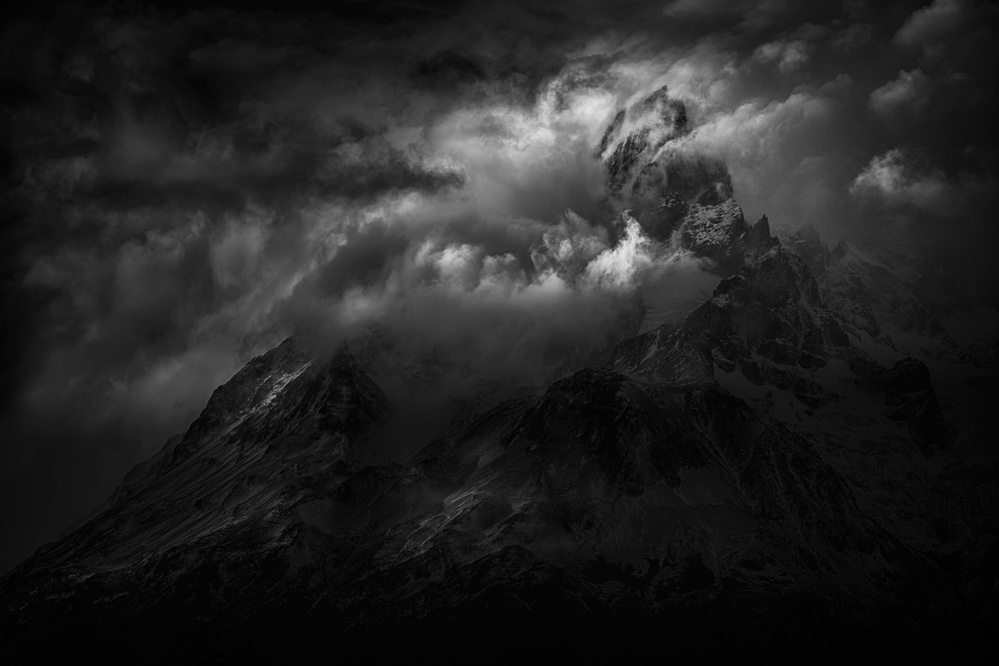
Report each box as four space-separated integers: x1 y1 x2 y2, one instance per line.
597 87 748 269
600 86 725 207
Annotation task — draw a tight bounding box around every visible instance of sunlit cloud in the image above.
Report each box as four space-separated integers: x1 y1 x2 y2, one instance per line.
849 148 950 213
869 69 932 117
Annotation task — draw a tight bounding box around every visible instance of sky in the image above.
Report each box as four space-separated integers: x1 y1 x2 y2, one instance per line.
1 0 997 573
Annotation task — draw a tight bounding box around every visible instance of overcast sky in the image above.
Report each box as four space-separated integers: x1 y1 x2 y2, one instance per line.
1 0 997 573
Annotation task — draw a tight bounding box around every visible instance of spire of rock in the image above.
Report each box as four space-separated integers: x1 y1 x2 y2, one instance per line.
748 213 772 248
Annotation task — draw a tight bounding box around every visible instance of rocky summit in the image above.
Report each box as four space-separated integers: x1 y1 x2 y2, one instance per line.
2 88 996 663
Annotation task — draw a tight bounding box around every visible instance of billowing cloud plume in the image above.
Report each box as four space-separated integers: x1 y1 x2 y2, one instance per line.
894 0 969 50
753 38 811 74
849 148 950 212
869 69 932 117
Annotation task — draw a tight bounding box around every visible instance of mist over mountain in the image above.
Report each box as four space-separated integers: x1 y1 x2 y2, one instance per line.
1 0 998 660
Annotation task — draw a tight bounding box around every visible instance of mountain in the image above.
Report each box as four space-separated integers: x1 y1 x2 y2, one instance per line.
600 85 763 274
2 87 997 662
0 336 953 662
784 225 968 365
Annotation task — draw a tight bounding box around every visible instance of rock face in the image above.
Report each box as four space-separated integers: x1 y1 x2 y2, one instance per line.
786 227 967 363
600 86 739 252
880 357 950 456
612 242 851 399
2 90 997 663
599 86 782 295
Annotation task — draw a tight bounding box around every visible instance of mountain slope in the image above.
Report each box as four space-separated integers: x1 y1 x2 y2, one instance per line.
2 249 989 661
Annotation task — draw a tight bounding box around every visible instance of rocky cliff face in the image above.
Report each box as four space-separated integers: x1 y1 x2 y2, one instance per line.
785 226 968 364
600 86 739 256
2 89 996 663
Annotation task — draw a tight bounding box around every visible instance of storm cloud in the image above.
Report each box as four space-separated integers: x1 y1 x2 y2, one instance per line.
1 0 997 573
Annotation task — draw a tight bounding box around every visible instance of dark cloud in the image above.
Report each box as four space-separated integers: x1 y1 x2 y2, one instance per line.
893 0 970 49
869 68 932 116
1 0 997 574
311 223 410 298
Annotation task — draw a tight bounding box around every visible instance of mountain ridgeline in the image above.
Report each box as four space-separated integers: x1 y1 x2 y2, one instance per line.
2 86 996 662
